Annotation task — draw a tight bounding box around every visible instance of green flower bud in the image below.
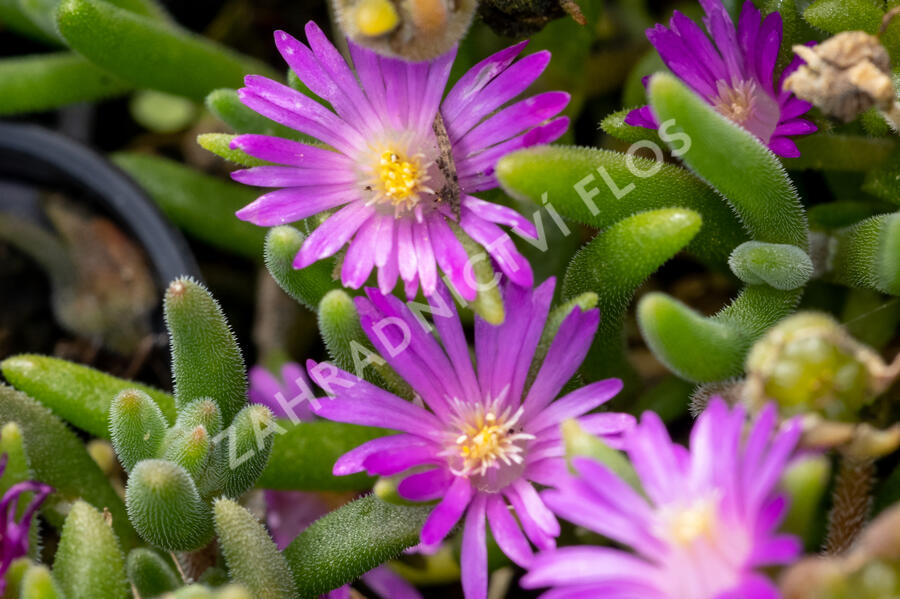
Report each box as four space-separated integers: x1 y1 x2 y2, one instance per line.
745 312 891 421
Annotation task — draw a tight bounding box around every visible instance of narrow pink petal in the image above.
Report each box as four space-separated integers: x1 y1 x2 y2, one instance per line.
413 220 438 297
236 186 356 226
421 476 473 545
527 379 623 431
461 495 488 599
294 202 373 268
442 41 528 123
457 91 570 155
230 135 352 167
397 468 453 501
341 217 378 288
459 211 533 287
486 494 533 567
396 217 418 283
361 566 424 599
231 165 356 188
427 214 477 301
461 196 537 239
333 434 429 475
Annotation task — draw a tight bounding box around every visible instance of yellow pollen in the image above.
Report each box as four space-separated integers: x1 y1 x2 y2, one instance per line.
378 150 422 203
353 0 400 37
663 500 718 546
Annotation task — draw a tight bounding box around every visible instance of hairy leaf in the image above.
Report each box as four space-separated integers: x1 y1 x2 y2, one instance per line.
213 498 298 598
53 501 129 599
828 212 900 295
126 548 180 597
197 133 269 167
109 389 168 472
264 226 339 312
20 565 66 599
282 494 431 597
728 241 814 290
164 277 247 426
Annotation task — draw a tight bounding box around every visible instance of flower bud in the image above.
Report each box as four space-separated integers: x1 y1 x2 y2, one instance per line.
744 312 892 421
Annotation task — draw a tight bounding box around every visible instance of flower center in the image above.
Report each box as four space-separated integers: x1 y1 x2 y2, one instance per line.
369 149 433 214
663 500 718 546
442 393 534 491
712 79 780 143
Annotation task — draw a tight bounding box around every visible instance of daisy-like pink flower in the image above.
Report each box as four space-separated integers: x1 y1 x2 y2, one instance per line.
248 366 423 599
305 279 633 599
626 0 816 157
231 22 570 299
1 454 52 595
523 398 803 599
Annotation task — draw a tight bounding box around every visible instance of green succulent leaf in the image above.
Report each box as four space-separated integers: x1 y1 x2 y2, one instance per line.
563 208 702 387
599 107 663 145
112 152 266 260
828 212 900 296
637 286 802 382
219 404 277 498
803 0 882 34
197 133 269 167
728 241 814 290
0 53 129 115
164 277 247 426
282 494 431 598
562 419 641 492
20 564 66 599
205 88 307 139
648 72 807 248
125 459 214 551
448 221 505 325
53 501 129 599
109 389 169 472
175 399 223 438
159 424 211 480
258 421 384 491
0 0 59 42
18 0 169 39
0 354 174 439
126 548 181 598
862 150 900 206
496 146 746 265
56 0 276 100
213 498 298 599
779 455 830 544
264 226 340 312
0 385 137 546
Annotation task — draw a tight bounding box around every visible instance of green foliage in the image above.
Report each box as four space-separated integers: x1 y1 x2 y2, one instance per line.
803 0 883 34
125 459 213 551
205 88 304 139
160 424 211 480
258 421 384 491
213 498 298 599
788 135 896 173
780 456 831 544
109 389 168 472
496 146 746 265
164 277 247 426
197 133 269 167
53 501 129 599
828 213 900 296
1 354 174 438
0 385 137 546
763 0 820 72
55 0 276 100
126 548 180 597
564 208 702 386
0 422 40 558
282 494 431 598
20 0 169 38
862 151 900 206
728 241 814 290
219 404 277 498
20 564 66 599
637 286 802 382
0 53 128 115
599 107 663 145
562 419 641 492
112 152 266 260
175 399 223 437
448 222 505 325
264 226 340 312
648 73 807 248
0 0 58 42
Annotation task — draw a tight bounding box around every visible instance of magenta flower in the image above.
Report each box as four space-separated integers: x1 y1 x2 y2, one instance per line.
231 22 570 299
523 398 803 599
626 0 816 157
248 367 423 599
0 454 52 594
305 279 633 599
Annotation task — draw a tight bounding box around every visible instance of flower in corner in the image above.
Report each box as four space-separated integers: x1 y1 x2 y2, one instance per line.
522 398 803 599
0 454 53 595
230 22 571 299
306 278 633 599
626 0 816 158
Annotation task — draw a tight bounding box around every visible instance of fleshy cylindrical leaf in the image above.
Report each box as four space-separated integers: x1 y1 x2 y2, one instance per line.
109 389 168 472
220 404 277 498
160 425 211 480
213 498 297 598
164 277 247 426
264 226 340 312
53 501 129 599
126 548 181 597
1 354 175 438
20 565 65 599
728 241 814 290
125 459 214 551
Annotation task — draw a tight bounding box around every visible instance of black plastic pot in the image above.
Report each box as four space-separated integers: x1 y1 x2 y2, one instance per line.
0 121 201 287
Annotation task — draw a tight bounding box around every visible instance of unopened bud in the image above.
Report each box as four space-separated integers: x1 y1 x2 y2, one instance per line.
744 312 892 421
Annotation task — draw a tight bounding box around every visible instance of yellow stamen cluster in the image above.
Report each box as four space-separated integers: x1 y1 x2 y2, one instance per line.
448 401 533 478
353 0 400 37
660 498 719 546
713 80 757 126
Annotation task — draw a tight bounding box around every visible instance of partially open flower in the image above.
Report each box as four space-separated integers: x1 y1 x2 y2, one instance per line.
784 31 895 123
